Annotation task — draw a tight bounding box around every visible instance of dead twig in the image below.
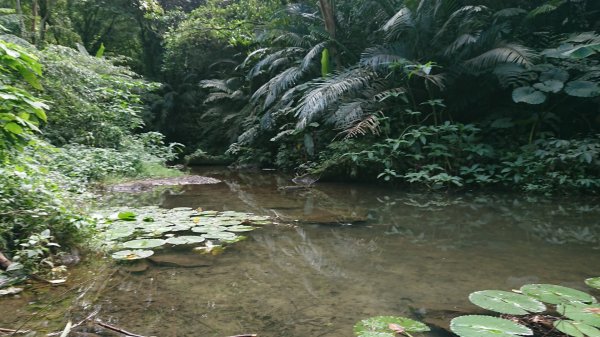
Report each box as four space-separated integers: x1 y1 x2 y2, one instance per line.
47 308 100 336
226 335 257 337
95 320 148 337
0 328 30 335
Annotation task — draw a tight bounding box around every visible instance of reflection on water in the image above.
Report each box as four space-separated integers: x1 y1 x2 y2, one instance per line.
2 167 599 336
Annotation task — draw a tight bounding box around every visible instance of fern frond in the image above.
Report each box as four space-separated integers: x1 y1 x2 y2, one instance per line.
340 114 381 139
374 87 407 102
465 43 536 70
295 68 374 129
327 101 365 128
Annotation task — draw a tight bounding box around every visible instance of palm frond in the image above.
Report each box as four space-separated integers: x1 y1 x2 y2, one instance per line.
273 32 313 48
340 114 381 139
199 79 232 93
493 63 534 88
301 42 328 71
203 92 233 104
241 48 270 68
374 87 407 102
444 32 480 56
493 8 527 18
295 68 374 129
465 43 536 70
263 67 305 108
382 7 413 40
433 6 487 44
248 47 304 79
360 45 410 72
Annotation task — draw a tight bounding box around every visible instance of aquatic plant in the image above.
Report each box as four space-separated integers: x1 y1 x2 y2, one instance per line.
353 316 429 337
94 206 270 260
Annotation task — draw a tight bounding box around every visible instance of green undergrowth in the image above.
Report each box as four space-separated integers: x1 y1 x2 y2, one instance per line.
356 277 600 337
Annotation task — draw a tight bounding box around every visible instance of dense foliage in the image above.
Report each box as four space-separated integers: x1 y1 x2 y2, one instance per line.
158 0 600 192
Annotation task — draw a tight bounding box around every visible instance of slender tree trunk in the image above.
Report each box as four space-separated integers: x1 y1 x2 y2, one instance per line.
317 0 341 70
14 0 26 38
0 251 11 270
38 0 52 48
31 0 38 44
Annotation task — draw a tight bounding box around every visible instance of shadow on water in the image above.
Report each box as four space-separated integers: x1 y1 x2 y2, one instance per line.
1 167 599 336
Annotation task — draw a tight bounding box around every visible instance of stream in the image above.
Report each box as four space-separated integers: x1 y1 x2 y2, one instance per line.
1 167 599 337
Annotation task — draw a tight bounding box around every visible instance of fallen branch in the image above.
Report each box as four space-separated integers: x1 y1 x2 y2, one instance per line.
226 335 258 337
95 321 148 337
0 327 30 334
47 308 100 336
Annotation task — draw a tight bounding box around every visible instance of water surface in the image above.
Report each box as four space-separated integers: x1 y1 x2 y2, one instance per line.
1 168 599 336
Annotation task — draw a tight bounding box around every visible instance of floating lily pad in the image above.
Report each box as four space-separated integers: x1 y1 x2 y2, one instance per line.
586 278 600 290
104 227 135 240
111 249 154 260
198 210 219 216
450 315 533 337
558 302 600 327
166 236 206 245
554 320 600 337
202 232 238 240
521 284 596 305
226 225 256 232
122 239 166 249
469 290 546 315
354 316 429 337
117 211 136 221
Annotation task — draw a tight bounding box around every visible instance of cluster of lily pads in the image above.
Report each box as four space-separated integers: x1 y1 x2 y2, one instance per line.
354 277 600 337
93 206 270 260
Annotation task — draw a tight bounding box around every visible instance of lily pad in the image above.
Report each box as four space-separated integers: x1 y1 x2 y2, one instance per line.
122 239 166 249
104 227 135 240
521 284 596 305
450 315 533 337
117 211 136 221
198 210 219 216
469 290 546 315
533 80 564 93
166 236 206 245
586 278 600 290
226 225 256 232
554 320 600 337
557 302 600 327
111 249 154 260
201 232 238 240
354 316 429 337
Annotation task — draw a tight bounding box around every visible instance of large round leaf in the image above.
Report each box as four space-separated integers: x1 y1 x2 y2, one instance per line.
557 302 600 327
533 80 564 93
469 290 546 315
450 315 533 337
111 249 154 260
226 225 256 233
202 232 238 241
166 236 206 245
122 239 166 249
565 81 600 98
586 278 600 290
554 320 600 337
539 68 569 82
512 87 547 104
521 284 596 304
354 316 429 337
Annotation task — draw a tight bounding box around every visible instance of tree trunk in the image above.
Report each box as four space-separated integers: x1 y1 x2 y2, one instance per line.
38 0 53 48
0 251 11 270
317 0 341 70
31 0 38 44
15 0 26 38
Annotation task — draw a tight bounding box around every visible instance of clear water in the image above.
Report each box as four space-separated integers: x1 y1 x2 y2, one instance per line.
2 167 599 336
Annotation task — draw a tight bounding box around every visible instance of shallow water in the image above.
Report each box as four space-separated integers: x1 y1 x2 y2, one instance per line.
2 168 599 336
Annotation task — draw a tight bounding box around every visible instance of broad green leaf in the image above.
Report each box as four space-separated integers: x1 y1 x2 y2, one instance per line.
226 225 256 233
354 316 429 337
118 211 136 221
533 80 564 93
555 320 600 337
586 278 600 290
558 302 600 327
122 239 166 249
4 122 23 135
565 81 600 98
111 249 154 260
450 315 532 337
521 284 596 304
512 86 546 104
469 290 546 315
539 67 570 82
